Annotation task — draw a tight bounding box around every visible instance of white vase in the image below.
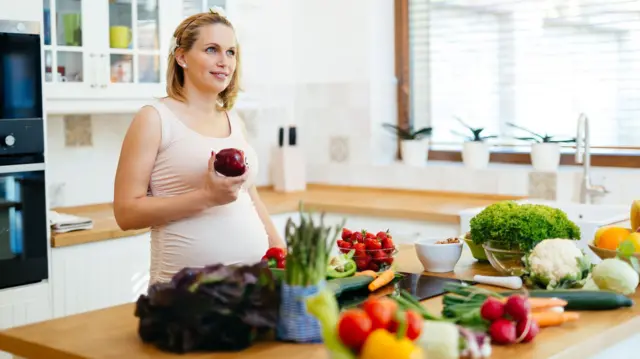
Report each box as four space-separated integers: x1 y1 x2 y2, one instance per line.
531 142 561 172
462 141 490 169
401 139 429 166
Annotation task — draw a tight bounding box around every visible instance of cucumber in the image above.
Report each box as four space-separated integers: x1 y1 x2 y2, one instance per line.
327 276 374 296
501 289 634 310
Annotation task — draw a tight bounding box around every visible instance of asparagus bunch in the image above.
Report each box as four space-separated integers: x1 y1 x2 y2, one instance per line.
283 203 344 286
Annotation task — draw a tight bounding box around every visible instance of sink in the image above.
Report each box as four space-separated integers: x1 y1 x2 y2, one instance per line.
458 199 630 263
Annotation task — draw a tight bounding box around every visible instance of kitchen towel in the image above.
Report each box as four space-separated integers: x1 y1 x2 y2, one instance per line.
49 211 94 233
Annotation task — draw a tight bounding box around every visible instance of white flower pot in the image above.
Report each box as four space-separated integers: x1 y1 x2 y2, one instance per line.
462 141 490 169
401 139 429 166
531 142 561 172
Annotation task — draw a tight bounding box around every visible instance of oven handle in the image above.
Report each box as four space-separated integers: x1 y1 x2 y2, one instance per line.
0 163 45 174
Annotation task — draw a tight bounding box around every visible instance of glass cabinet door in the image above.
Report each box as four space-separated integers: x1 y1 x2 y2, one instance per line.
42 0 85 84
183 0 226 17
107 0 161 85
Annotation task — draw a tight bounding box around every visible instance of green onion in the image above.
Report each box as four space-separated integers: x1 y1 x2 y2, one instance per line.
283 202 343 286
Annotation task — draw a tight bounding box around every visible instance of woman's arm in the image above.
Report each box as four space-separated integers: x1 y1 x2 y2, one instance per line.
113 106 213 230
249 186 286 248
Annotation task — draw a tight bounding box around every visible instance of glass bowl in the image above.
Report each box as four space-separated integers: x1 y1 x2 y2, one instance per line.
482 241 526 276
351 247 398 272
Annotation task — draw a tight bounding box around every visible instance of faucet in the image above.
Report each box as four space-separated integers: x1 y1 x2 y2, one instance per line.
575 113 608 204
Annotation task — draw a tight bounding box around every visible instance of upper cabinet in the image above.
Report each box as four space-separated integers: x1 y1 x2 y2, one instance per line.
42 0 183 115
183 0 226 17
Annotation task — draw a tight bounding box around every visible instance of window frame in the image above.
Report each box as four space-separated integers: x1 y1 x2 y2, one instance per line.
394 0 640 168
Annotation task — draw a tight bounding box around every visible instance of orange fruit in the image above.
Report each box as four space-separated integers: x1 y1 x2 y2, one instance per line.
596 227 631 250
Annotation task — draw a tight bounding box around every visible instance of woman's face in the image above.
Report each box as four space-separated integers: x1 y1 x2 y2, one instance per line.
179 23 237 95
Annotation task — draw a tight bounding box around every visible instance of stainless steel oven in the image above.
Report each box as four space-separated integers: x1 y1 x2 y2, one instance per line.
0 19 48 290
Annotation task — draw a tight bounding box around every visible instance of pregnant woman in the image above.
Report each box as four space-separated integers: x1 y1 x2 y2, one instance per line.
113 7 284 286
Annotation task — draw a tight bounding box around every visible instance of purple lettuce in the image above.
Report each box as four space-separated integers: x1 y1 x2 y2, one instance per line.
134 261 281 353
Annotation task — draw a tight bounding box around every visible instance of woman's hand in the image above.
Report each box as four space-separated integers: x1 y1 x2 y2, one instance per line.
203 151 249 206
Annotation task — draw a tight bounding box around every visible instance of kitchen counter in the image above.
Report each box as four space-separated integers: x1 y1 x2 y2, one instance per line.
50 184 524 248
1 243 638 359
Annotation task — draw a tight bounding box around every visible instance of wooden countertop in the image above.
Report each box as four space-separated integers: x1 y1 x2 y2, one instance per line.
2 244 639 359
50 184 524 248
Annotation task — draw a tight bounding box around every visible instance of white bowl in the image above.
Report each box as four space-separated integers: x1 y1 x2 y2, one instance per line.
415 238 463 273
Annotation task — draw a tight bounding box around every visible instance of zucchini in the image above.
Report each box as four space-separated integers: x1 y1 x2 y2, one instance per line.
501 289 634 311
327 276 374 296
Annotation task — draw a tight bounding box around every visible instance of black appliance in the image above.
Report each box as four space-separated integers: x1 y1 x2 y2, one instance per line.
0 19 48 290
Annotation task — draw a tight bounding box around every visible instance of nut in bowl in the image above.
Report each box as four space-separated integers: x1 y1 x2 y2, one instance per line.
336 227 397 272
415 237 463 273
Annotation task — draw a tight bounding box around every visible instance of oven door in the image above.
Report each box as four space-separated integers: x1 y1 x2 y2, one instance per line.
0 20 43 120
0 163 48 290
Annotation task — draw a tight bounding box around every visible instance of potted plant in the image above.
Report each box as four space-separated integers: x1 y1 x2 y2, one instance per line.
506 123 576 172
382 123 433 166
451 117 497 169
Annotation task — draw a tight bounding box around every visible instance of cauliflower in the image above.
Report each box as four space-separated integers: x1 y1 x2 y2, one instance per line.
523 238 593 290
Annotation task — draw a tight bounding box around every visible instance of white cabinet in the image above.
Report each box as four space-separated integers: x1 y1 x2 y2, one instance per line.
49 233 150 318
0 282 52 329
42 0 183 114
0 282 52 359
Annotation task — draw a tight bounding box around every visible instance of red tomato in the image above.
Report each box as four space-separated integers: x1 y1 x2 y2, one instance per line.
337 309 372 350
389 310 423 340
362 298 398 330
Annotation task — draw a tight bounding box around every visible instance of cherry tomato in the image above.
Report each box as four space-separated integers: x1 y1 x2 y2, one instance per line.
337 309 372 350
362 298 398 330
389 310 423 340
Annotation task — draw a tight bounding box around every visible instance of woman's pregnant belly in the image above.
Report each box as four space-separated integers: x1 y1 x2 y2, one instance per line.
149 192 270 284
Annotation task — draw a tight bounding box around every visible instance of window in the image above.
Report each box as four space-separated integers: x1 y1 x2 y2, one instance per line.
406 0 640 149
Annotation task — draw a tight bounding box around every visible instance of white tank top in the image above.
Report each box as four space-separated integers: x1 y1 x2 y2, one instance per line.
145 100 269 285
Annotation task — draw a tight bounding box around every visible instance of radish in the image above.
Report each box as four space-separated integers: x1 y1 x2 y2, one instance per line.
516 317 540 343
505 295 530 322
488 318 517 345
480 297 504 321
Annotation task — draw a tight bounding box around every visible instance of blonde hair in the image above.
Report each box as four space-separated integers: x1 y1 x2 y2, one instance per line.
166 10 241 111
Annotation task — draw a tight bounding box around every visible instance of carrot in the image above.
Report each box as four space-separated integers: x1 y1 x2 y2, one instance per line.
368 269 395 291
530 311 580 328
355 270 378 279
499 297 568 310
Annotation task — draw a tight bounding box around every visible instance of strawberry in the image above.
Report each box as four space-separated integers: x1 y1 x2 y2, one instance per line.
342 228 353 240
376 231 388 241
381 237 395 254
365 231 376 239
351 231 364 243
337 240 352 254
365 237 382 251
355 257 370 271
368 262 380 272
353 242 366 252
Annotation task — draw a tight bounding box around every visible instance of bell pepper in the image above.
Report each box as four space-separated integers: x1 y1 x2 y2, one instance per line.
262 247 286 269
360 329 423 359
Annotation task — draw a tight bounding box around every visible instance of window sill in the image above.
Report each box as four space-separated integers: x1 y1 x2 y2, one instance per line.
427 146 640 169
